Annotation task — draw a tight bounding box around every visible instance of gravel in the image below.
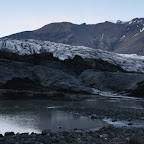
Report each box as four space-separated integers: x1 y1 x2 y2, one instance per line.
1 127 144 144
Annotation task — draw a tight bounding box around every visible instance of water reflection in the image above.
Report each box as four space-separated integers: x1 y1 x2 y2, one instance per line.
84 96 144 109
0 100 109 134
0 95 144 134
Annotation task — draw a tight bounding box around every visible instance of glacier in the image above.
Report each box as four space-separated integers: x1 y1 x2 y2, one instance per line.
0 39 144 73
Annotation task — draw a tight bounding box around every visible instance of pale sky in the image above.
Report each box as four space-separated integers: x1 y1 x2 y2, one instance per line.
0 0 144 37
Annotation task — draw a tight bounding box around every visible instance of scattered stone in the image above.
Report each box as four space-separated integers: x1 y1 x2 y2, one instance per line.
91 114 97 119
42 129 51 135
128 118 132 121
5 132 15 136
129 134 143 144
100 134 108 139
1 127 144 144
86 135 93 141
59 140 68 144
34 142 41 144
141 117 144 120
111 138 121 143
77 138 81 141
128 123 133 125
112 119 117 122
119 135 128 143
25 141 32 144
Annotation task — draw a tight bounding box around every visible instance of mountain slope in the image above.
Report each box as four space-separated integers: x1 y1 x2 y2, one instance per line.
2 18 144 55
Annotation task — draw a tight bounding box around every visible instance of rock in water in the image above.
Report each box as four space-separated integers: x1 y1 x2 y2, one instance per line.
90 114 97 119
4 132 15 136
42 129 51 135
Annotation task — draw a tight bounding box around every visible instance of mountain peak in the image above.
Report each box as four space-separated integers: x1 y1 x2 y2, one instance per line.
116 20 125 24
126 18 144 25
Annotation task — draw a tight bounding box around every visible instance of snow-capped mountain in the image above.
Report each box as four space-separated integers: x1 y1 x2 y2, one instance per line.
2 18 144 55
0 39 144 73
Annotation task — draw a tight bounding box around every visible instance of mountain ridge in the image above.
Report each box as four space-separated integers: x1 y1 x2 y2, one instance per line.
2 18 144 55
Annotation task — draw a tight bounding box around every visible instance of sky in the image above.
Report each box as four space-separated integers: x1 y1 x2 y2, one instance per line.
0 0 144 37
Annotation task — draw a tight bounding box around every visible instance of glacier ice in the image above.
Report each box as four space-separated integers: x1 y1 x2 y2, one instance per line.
0 39 144 73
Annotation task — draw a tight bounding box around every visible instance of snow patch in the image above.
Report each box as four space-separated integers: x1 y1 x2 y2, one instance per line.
127 19 144 25
137 19 143 23
101 34 104 39
120 35 125 41
132 33 139 38
140 27 144 33
128 21 133 25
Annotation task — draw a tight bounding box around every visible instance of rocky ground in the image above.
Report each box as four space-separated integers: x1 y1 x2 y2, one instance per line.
0 127 144 144
59 105 144 121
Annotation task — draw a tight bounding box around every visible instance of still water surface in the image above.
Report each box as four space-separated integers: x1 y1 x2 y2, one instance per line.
0 100 109 134
0 95 144 134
